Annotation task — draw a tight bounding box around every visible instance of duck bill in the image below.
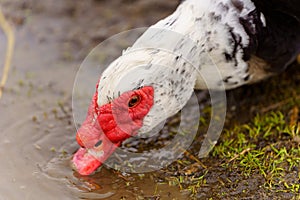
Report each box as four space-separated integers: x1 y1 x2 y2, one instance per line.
72 132 120 176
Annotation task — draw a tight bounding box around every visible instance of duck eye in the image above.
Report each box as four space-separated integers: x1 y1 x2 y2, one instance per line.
128 95 140 108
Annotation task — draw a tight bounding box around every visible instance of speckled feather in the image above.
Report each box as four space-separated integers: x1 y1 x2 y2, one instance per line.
97 0 273 132
73 0 300 175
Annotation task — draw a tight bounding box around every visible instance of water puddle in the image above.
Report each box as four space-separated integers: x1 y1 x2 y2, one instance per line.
0 0 188 199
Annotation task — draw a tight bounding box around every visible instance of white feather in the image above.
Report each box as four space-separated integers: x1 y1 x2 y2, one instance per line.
97 0 265 133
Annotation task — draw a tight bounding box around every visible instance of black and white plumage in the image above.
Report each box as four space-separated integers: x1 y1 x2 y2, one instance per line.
72 0 300 175
96 0 300 132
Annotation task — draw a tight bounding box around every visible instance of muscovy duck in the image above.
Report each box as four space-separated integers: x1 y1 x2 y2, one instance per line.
72 0 300 175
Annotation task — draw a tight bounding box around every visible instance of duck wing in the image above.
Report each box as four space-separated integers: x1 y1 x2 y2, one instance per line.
249 0 300 73
252 0 300 21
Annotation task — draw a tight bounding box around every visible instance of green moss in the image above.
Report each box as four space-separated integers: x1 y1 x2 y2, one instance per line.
212 111 300 193
162 109 299 197
152 66 300 198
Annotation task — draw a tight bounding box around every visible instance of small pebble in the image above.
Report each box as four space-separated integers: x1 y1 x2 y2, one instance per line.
293 135 300 144
34 144 41 150
32 116 37 122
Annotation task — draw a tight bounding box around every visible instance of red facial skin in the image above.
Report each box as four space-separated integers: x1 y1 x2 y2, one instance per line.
72 84 154 175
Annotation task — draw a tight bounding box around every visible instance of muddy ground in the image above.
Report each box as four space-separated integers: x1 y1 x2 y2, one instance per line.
0 0 299 199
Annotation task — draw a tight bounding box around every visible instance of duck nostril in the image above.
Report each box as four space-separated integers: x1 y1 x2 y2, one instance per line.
94 140 103 148
76 133 85 147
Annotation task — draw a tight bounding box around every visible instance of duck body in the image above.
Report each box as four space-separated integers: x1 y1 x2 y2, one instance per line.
151 0 300 88
72 0 300 175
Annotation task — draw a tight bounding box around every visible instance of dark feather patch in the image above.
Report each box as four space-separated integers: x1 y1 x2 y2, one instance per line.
231 0 244 12
251 0 300 72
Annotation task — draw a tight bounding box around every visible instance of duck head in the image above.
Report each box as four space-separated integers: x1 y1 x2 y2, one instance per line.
72 49 197 175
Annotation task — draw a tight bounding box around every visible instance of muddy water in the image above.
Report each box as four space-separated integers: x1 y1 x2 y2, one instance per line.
0 0 191 199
